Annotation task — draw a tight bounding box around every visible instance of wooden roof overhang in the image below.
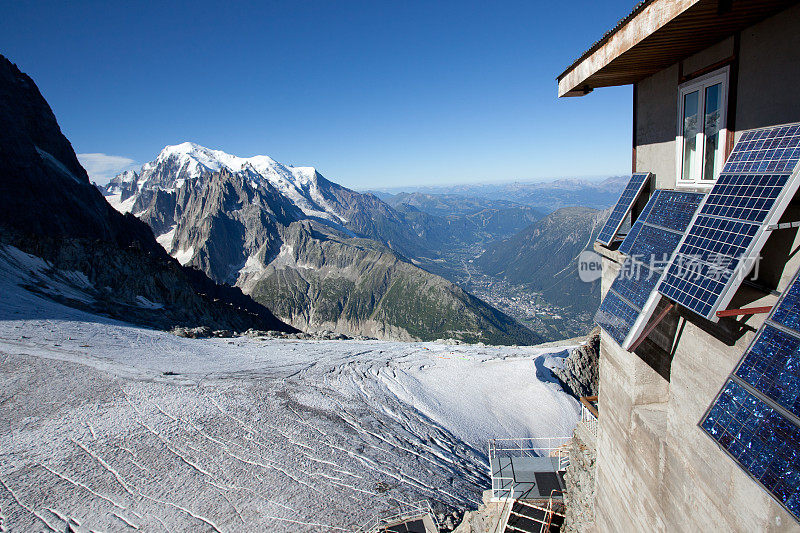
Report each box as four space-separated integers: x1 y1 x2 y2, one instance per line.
557 0 799 97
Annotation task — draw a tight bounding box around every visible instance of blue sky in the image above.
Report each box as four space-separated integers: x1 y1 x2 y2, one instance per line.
2 1 636 188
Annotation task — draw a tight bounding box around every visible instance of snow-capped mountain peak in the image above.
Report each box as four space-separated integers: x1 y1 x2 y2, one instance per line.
111 142 344 222
153 142 304 182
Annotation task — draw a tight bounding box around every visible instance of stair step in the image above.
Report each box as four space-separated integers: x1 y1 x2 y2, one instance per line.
512 501 549 519
505 523 538 533
505 511 543 532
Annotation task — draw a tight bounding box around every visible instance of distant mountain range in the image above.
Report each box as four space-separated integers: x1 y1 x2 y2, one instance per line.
0 53 621 345
372 176 628 212
381 192 544 245
98 143 540 344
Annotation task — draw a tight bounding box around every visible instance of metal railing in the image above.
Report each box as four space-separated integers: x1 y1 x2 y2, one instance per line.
579 396 598 439
488 437 572 501
540 489 566 533
356 500 438 533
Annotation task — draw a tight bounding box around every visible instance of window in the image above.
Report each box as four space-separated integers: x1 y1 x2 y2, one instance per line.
677 68 729 184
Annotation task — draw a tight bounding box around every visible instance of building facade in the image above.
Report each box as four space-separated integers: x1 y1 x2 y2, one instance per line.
558 1 800 531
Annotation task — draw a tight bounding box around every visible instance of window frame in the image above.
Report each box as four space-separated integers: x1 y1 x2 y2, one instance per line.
675 66 730 188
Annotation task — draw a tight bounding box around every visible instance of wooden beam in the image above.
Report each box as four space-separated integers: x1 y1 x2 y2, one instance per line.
629 302 675 352
715 306 772 318
580 396 599 418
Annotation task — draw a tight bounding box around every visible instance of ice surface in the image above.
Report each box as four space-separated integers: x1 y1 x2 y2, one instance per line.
173 245 195 266
0 245 579 532
155 225 176 253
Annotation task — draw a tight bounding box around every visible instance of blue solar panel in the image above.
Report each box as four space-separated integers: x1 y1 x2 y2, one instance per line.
596 190 704 347
659 123 800 320
618 189 661 255
735 325 800 418
701 380 800 519
617 219 644 256
596 172 651 246
626 224 684 266
644 190 707 232
610 263 661 310
701 263 800 522
618 190 704 256
772 277 800 333
594 290 639 345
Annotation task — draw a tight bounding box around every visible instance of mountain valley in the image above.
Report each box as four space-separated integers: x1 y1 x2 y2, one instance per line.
96 141 619 343
99 143 542 344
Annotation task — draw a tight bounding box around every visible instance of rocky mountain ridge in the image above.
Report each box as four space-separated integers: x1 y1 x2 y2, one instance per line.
100 144 540 344
0 54 294 333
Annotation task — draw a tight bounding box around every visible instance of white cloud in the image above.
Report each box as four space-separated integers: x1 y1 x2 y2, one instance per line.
77 153 138 185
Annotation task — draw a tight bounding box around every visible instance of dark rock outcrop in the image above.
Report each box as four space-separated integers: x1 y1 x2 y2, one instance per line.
0 54 295 333
552 328 600 398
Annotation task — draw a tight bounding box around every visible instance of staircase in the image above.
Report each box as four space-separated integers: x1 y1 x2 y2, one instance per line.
503 492 565 533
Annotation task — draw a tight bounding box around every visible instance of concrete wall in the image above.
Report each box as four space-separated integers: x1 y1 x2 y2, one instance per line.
633 3 800 189
572 5 800 531
737 5 800 131
592 220 800 531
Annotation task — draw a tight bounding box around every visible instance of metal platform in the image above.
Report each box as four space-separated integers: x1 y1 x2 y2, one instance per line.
357 500 439 533
490 456 566 500
488 437 570 501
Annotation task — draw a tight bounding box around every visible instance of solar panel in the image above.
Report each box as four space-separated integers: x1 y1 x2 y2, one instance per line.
595 289 639 346
595 190 704 348
701 264 800 521
772 276 800 332
701 380 800 520
735 325 800 417
596 172 651 246
659 123 800 321
730 265 800 418
617 189 659 256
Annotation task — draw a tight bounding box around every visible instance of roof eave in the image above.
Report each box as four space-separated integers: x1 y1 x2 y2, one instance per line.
558 0 699 98
557 0 798 98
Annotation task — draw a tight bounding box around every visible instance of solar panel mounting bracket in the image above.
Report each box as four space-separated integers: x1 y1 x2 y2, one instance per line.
715 306 773 318
766 221 800 231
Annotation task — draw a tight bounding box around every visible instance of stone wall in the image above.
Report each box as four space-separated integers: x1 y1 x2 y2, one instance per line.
453 490 507 533
562 422 597 533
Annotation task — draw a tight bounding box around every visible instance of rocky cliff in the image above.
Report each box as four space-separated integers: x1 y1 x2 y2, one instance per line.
552 328 600 398
0 54 294 333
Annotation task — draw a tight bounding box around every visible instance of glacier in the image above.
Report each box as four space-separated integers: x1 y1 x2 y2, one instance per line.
0 245 579 532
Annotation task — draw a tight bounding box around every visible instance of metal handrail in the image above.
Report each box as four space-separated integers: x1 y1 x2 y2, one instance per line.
580 397 598 439
539 490 566 533
489 437 573 457
488 437 572 501
579 396 598 418
495 483 539 533
357 500 438 533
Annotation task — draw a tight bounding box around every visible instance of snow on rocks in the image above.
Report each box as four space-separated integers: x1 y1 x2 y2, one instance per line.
124 142 345 223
